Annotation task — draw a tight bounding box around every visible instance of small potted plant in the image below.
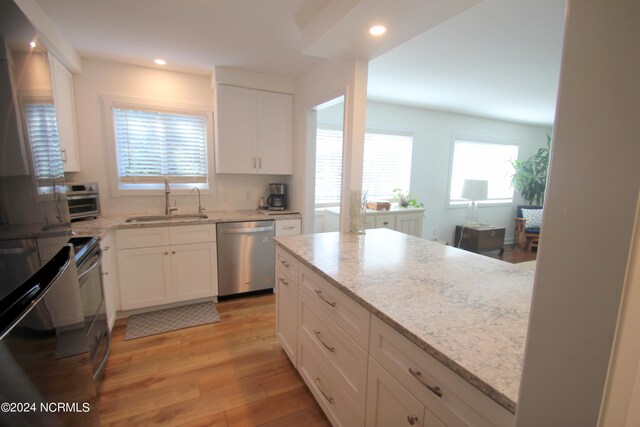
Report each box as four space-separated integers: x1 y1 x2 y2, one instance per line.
392 189 424 208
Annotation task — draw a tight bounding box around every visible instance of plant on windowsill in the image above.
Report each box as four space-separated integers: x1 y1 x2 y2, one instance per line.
392 189 424 208
511 134 551 205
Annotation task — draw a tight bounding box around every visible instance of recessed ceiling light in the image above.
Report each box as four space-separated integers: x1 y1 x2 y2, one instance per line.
30 41 36 48
154 59 166 65
368 25 387 37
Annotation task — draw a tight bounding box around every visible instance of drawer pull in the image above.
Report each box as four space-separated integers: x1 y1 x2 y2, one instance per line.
313 377 334 404
313 330 335 353
408 368 443 397
102 246 110 251
279 277 289 286
314 289 336 307
383 221 389 225
283 226 295 229
407 414 419 425
280 259 291 268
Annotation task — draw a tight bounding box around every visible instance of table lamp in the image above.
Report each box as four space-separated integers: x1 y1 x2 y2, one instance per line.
462 179 488 227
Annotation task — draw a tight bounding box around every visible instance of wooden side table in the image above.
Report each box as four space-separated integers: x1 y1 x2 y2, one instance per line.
454 225 505 255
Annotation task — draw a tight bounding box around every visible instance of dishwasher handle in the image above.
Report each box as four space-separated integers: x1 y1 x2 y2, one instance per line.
219 225 273 235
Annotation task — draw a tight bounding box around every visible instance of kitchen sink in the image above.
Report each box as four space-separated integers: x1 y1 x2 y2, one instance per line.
125 214 208 223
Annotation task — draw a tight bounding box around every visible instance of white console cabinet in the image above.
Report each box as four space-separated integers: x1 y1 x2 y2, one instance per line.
116 224 217 310
324 206 424 237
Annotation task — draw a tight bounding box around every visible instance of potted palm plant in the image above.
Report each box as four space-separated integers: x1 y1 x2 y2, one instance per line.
511 135 551 205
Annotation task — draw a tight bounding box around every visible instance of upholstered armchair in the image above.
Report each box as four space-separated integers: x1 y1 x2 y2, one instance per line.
515 205 543 251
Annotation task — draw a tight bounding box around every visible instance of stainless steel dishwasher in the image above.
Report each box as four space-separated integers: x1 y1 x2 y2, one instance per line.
217 220 275 297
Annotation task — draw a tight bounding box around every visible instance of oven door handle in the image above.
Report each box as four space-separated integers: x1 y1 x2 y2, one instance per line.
77 251 103 280
67 194 99 200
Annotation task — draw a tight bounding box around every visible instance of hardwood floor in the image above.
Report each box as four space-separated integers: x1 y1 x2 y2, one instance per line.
98 294 331 427
485 243 537 264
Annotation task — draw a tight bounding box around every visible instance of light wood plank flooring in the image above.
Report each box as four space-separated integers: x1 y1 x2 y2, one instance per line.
98 294 331 426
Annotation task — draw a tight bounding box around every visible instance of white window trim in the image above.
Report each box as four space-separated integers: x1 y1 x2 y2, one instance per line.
102 95 214 197
446 134 519 209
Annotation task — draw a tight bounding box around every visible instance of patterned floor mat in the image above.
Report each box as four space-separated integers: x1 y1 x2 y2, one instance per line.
124 301 220 340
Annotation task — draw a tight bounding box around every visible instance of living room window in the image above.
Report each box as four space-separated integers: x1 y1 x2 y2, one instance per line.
314 126 414 206
449 138 519 206
105 98 212 194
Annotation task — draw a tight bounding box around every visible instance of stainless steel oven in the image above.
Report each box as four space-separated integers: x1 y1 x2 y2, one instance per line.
70 237 110 383
66 182 100 221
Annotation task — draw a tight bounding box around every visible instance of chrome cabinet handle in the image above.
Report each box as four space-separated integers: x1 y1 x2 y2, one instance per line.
253 157 256 168
279 277 289 286
61 148 67 163
313 377 334 404
102 246 110 251
407 415 419 425
283 226 295 229
313 330 335 353
258 157 262 169
408 368 442 397
383 221 389 225
280 259 291 267
314 289 336 307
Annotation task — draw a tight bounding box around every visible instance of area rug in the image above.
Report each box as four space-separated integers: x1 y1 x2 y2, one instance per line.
124 301 220 340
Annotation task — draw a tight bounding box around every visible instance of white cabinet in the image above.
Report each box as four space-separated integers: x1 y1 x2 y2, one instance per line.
275 219 301 236
116 224 218 310
276 247 298 365
275 245 514 427
100 232 119 330
324 207 425 237
367 358 445 427
49 54 80 172
215 84 292 174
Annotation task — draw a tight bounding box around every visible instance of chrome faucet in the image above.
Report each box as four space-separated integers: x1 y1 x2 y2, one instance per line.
191 187 204 214
164 176 178 215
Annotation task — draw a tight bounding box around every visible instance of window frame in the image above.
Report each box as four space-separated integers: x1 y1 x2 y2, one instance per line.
102 95 214 197
313 124 416 208
447 134 519 209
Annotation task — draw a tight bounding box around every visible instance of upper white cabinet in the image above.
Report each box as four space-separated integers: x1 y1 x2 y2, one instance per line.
215 84 292 174
49 54 80 172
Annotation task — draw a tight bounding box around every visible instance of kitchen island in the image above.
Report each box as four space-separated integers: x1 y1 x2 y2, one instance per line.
274 229 534 426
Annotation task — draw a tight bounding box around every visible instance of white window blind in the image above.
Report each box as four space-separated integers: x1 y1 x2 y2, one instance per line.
362 131 413 200
314 127 343 206
449 139 519 204
23 101 64 179
314 127 414 206
113 107 208 184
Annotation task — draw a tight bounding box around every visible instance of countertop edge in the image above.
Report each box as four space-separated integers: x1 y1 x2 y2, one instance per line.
274 240 517 414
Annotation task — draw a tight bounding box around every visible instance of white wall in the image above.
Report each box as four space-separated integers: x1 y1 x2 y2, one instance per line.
317 100 551 242
515 0 640 425
69 59 288 216
293 58 368 233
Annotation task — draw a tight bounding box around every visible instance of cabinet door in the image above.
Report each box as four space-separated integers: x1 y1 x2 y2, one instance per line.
171 242 218 301
117 246 172 310
396 213 424 237
256 90 292 174
215 84 256 174
49 54 80 172
100 233 119 329
276 267 298 366
366 358 431 427
374 214 396 230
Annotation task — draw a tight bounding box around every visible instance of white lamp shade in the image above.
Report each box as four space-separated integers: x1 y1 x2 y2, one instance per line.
461 179 488 201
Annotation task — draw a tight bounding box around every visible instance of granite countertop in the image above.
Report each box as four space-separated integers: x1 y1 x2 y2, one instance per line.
274 229 534 413
71 209 301 238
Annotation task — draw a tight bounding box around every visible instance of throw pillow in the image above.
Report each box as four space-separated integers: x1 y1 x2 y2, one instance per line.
522 208 543 228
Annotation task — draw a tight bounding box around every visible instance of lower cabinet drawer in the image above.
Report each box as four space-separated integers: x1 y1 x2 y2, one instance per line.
276 246 299 279
366 357 445 427
298 331 365 427
370 316 513 427
299 293 368 410
299 264 371 350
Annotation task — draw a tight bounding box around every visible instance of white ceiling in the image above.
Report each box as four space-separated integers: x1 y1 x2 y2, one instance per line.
33 0 565 126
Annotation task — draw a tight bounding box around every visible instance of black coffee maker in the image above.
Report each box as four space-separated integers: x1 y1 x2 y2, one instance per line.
267 183 287 211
